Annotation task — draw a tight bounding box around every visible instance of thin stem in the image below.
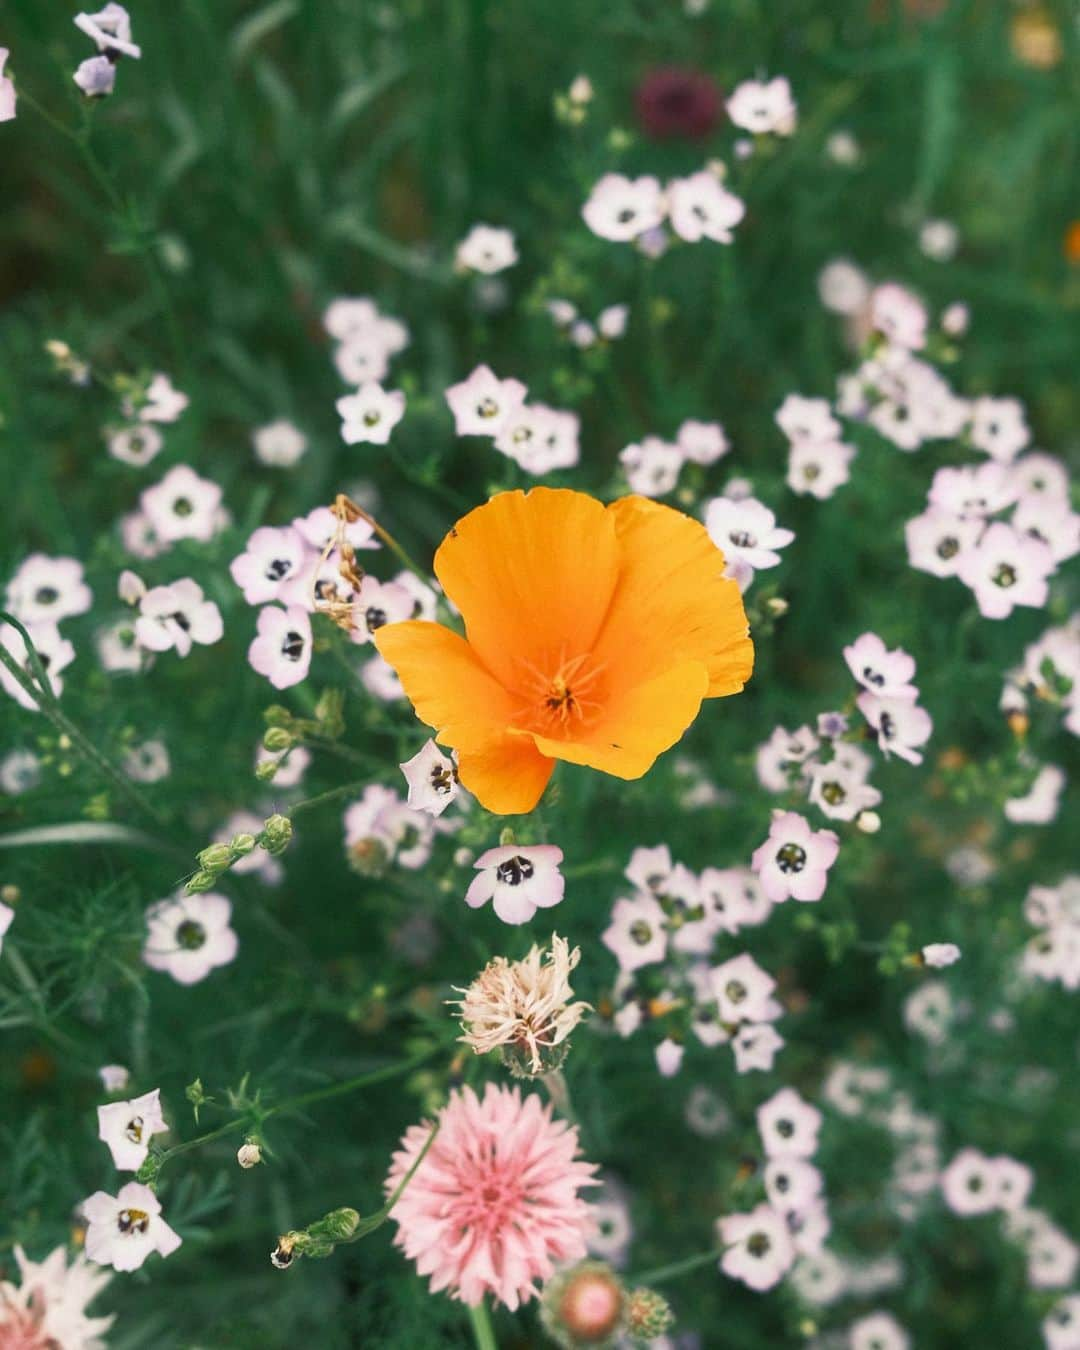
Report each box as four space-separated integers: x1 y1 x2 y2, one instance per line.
629 1246 722 1286
467 1299 498 1350
288 779 375 818
0 613 167 827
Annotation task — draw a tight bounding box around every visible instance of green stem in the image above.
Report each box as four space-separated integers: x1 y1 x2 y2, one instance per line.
289 779 376 818
152 1043 442 1178
630 1247 722 1286
0 613 167 827
467 1299 498 1350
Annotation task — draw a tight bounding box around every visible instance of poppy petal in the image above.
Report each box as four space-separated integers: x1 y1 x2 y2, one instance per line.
433 488 621 689
526 659 709 779
457 734 556 815
596 495 754 697
374 620 514 749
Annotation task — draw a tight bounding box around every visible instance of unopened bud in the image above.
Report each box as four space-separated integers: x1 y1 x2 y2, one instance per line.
237 1142 262 1169
263 727 294 752
264 705 292 728
308 1207 360 1243
541 1261 626 1347
118 570 146 605
626 1287 674 1339
0 884 20 906
230 833 257 857
261 814 293 855
856 809 881 834
348 837 389 877
766 596 789 616
196 843 233 872
186 869 218 894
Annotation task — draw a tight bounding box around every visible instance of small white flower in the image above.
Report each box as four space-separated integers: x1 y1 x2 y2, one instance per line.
400 739 460 817
825 129 860 165
247 605 312 690
757 1087 823 1158
455 224 518 274
619 437 683 497
849 1311 910 1350
597 304 629 340
654 1038 684 1077
445 364 527 437
253 420 307 467
337 383 406 445
351 575 415 643
726 77 797 136
465 845 565 925
135 373 188 424
857 692 933 765
843 632 918 701
818 258 870 315
74 4 140 59
0 622 76 711
106 423 163 467
704 496 795 588
0 749 42 794
5 554 93 627
582 174 666 242
731 1021 784 1073
711 952 777 1024
142 892 238 985
140 465 224 544
0 48 16 122
970 396 1030 463
922 942 961 968
97 1089 167 1172
82 1182 181 1273
123 739 170 783
775 395 841 445
667 172 745 244
956 522 1055 621
1004 763 1065 825
902 979 952 1045
718 1203 796 1290
870 283 927 350
74 54 117 97
98 1064 130 1093
134 579 223 659
677 418 728 465
602 892 669 972
919 218 959 261
786 440 855 499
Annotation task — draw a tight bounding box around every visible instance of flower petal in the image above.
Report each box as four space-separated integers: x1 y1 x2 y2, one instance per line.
525 659 709 779
433 488 621 688
596 495 754 697
374 620 515 750
456 734 555 815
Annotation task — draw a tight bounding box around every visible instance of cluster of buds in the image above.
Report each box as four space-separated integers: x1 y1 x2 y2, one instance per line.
271 1207 361 1269
186 814 293 894
540 1261 674 1348
554 74 593 126
259 688 346 774
44 339 91 386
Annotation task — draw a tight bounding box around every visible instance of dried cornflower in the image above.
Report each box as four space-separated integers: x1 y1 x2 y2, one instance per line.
452 934 591 1077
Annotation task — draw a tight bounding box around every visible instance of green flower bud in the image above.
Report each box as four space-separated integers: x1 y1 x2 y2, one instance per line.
261 814 293 856
626 1287 674 1339
264 705 293 728
196 843 234 871
263 727 294 752
185 869 219 894
308 1208 360 1243
230 833 257 857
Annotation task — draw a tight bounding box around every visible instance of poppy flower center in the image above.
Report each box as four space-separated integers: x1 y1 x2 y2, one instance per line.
514 650 607 736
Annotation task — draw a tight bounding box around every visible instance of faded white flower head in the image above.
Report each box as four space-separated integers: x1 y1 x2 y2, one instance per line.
453 933 590 1076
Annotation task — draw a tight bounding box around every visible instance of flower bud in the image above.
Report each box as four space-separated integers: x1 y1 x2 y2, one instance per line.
196 843 233 872
261 814 293 856
237 1142 262 1169
541 1261 626 1347
307 1207 360 1243
264 705 293 727
255 758 282 782
262 727 294 752
856 809 882 834
0 884 20 906
230 833 257 857
117 570 146 605
766 596 789 616
185 869 219 894
626 1287 674 1339
347 837 390 877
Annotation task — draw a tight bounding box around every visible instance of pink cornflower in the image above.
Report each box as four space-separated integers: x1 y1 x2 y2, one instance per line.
384 1083 597 1310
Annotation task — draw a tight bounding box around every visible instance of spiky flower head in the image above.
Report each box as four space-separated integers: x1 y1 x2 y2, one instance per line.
452 934 591 1077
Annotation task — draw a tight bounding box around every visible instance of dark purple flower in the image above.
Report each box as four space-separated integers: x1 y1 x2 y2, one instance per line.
635 67 722 141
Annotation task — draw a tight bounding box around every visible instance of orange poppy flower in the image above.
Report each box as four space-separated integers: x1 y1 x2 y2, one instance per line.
375 487 753 814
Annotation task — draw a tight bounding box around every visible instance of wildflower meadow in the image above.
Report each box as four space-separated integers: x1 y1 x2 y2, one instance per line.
2 3 1079 1347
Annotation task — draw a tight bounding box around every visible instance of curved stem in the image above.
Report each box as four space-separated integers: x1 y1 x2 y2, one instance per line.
467 1299 498 1350
629 1246 722 1286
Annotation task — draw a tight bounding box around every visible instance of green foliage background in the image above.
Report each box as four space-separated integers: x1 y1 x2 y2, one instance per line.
0 1 1078 1346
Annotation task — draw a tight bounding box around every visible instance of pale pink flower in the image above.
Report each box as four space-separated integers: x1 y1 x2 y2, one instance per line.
751 810 839 904
857 692 933 765
0 1245 113 1347
384 1083 597 1309
718 1203 796 1290
582 174 665 242
731 1021 784 1072
940 1147 998 1216
677 419 729 465
870 283 927 350
970 395 1029 463
726 78 797 136
603 892 668 972
786 440 855 499
905 509 981 578
247 605 312 689
757 1086 823 1158
465 844 564 925
843 632 918 701
0 49 16 122
445 364 527 437
775 395 841 444
455 224 518 274
956 522 1055 620
667 172 745 243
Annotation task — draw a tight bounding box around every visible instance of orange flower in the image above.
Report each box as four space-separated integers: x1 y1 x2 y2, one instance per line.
375 488 753 814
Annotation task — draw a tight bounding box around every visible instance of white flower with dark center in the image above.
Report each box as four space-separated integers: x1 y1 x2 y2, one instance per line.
905 509 981 578
940 1148 999 1216
337 382 406 446
343 786 437 873
857 692 933 765
776 395 841 445
902 979 952 1045
6 554 93 627
624 844 674 894
133 373 188 424
253 420 307 467
74 5 140 59
843 632 918 701
764 1157 823 1214
106 423 163 467
667 172 745 243
1044 1295 1080 1350
97 614 139 673
248 604 312 690
849 1311 910 1350
465 844 565 925
97 1089 167 1171
0 623 75 711
134 579 223 659
726 77 797 135
0 748 41 794
1010 452 1069 502
711 952 777 1024
585 1175 634 1267
704 496 795 587
142 892 238 985
1012 496 1080 565
119 509 165 560
718 1203 796 1291
752 810 839 904
807 760 881 823
230 525 309 605
582 174 666 242
350 575 415 644
619 437 683 497
992 1155 1034 1211
731 1021 784 1073
400 739 459 817
870 283 927 350
677 418 728 465
445 364 527 437
699 867 773 931
455 224 518 274
333 333 390 385
787 439 855 499
0 48 16 122
602 892 668 972
928 462 1018 518
757 1087 822 1158
494 402 562 468
123 739 170 783
956 522 1055 620
323 297 409 353
789 1249 848 1306
970 395 1030 463
513 405 581 475
140 465 223 543
755 723 819 791
82 1182 181 1273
